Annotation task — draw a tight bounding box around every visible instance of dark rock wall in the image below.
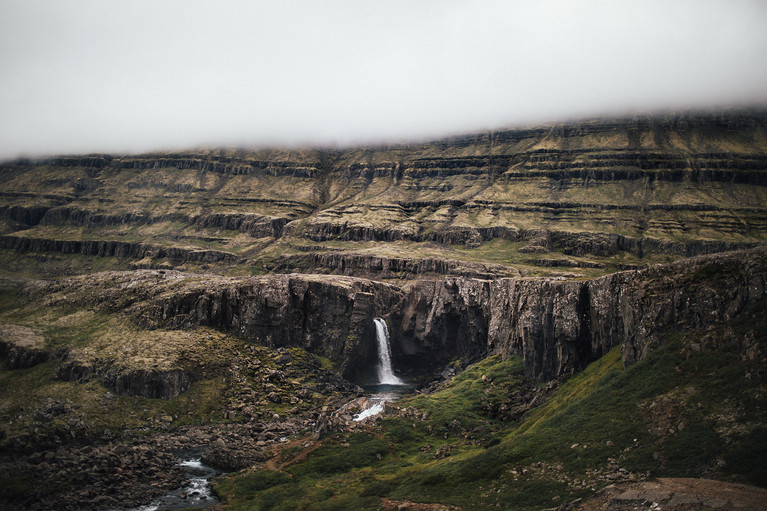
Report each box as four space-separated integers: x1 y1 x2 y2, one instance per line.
292 222 760 258
393 248 767 381
389 278 491 375
0 235 240 264
55 360 190 400
274 252 515 280
0 339 49 369
7 248 765 394
134 274 404 381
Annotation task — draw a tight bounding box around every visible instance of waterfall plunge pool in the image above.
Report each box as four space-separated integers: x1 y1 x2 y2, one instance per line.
352 383 413 421
353 319 412 421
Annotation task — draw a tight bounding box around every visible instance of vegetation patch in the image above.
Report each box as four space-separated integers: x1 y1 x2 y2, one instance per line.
216 297 767 510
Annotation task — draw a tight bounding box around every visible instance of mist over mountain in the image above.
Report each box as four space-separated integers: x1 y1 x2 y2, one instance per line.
1 1 766 159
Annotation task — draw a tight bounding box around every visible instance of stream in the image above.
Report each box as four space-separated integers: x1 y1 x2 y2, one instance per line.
353 383 413 421
122 317 406 508
121 448 221 511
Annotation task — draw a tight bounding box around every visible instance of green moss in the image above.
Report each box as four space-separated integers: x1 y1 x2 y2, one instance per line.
217 298 767 509
289 433 390 478
0 290 19 313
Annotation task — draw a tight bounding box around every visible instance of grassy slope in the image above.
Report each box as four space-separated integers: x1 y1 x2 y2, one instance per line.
215 298 767 510
0 289 352 453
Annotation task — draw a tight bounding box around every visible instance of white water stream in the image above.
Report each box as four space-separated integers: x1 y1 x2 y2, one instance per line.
120 450 220 511
373 318 404 385
353 319 408 421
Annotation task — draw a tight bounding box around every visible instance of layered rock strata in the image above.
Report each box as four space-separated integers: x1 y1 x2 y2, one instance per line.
0 235 240 264
2 110 766 280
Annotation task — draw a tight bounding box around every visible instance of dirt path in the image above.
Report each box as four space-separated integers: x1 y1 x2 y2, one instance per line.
265 435 323 472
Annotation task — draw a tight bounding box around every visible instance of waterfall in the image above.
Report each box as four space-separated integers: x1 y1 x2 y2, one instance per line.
374 318 404 385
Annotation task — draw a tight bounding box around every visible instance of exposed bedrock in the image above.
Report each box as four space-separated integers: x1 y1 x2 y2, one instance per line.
9 249 766 391
132 274 404 382
37 206 291 238
195 213 289 238
0 235 240 264
0 325 49 369
292 221 760 257
4 153 320 177
389 278 491 378
274 252 516 280
14 271 403 392
0 204 53 227
391 247 767 381
54 360 191 400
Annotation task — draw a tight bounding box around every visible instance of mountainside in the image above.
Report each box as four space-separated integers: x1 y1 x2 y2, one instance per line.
2 109 766 280
1 109 767 511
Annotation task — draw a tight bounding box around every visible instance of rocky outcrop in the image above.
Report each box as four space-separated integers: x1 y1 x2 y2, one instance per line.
0 235 240 264
291 220 762 258
390 278 492 377
11 245 765 386
37 207 201 229
1 153 320 177
0 325 48 369
25 248 766 385
485 279 593 380
393 247 767 381
587 250 767 367
402 152 767 184
195 213 289 238
274 252 517 279
114 155 320 177
0 205 52 227
55 359 191 399
21 270 400 384
107 368 190 399
129 273 403 381
37 207 291 239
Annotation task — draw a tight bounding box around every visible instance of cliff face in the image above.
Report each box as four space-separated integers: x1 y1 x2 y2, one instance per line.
2 271 404 397
1 109 766 390
273 252 517 280
392 247 767 380
42 271 404 383
0 235 240 265
3 247 765 396
137 274 403 381
390 278 492 374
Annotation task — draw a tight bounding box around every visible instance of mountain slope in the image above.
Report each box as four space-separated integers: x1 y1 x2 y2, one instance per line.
215 297 767 510
2 109 766 280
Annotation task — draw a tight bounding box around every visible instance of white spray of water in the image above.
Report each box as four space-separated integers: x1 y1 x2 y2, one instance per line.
353 401 385 422
374 318 404 385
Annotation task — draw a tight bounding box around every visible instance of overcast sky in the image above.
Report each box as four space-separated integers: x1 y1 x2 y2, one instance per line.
1 0 766 159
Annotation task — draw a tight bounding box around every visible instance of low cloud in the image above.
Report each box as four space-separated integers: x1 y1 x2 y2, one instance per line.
1 0 766 159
